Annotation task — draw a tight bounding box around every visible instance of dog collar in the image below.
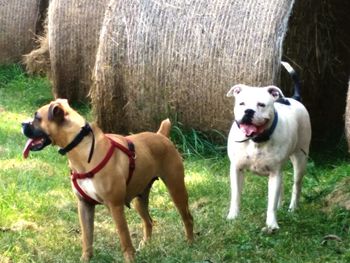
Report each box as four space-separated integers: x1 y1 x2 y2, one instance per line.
58 123 95 163
235 111 278 143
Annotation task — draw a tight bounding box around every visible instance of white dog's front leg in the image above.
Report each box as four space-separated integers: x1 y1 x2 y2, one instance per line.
227 164 244 220
264 172 282 231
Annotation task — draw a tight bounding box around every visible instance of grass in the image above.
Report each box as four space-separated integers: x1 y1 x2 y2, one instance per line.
0 64 349 263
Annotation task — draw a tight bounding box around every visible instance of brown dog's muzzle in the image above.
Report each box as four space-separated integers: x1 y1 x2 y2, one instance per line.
21 121 52 158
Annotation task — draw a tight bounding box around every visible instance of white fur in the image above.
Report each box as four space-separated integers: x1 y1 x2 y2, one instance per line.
226 84 311 231
72 178 103 204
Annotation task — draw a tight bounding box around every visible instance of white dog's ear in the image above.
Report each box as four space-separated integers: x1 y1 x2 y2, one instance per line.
227 84 244 97
267 86 284 100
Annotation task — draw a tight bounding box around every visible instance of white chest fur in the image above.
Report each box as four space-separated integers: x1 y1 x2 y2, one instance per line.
236 142 279 175
72 178 103 203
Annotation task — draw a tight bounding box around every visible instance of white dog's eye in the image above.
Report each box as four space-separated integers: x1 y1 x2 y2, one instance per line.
257 103 266 108
239 102 245 106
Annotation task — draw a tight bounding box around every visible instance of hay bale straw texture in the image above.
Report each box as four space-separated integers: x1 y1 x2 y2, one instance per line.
92 0 295 134
283 0 350 141
48 0 108 102
0 0 42 64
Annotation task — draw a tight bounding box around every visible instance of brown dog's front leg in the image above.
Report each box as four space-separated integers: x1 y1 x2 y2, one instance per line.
78 199 95 262
108 204 135 262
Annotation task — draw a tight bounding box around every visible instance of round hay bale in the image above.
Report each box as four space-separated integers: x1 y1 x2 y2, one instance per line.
48 0 109 102
0 0 42 64
283 0 350 143
91 0 295 134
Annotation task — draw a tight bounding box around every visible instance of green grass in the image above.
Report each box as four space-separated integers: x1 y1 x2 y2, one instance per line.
0 65 349 263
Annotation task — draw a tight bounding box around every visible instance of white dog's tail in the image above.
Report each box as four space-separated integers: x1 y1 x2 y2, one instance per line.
157 118 171 138
281 61 301 102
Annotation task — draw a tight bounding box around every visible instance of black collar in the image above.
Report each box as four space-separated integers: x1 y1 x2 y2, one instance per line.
58 123 95 163
235 111 278 143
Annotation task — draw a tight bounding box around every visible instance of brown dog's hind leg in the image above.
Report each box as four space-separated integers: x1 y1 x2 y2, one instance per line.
161 169 194 242
108 204 135 262
78 199 95 262
133 182 153 245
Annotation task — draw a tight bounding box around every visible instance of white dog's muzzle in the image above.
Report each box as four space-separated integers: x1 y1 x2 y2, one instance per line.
235 110 278 143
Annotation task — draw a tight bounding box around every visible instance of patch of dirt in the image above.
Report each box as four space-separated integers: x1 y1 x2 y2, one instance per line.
0 146 5 155
191 197 210 211
0 255 13 263
324 177 350 211
0 220 39 232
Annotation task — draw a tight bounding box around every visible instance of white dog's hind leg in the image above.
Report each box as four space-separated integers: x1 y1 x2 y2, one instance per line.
288 151 307 211
227 165 244 220
278 181 284 209
264 172 282 231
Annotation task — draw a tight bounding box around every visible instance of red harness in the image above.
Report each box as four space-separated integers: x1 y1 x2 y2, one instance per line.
71 135 136 205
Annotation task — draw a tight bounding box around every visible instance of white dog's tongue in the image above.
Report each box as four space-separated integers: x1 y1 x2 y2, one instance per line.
240 124 258 137
23 139 34 159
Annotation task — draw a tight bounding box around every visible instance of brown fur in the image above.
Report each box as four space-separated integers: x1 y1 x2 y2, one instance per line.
29 99 193 262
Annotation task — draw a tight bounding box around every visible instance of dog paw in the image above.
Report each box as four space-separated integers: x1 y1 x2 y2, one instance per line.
124 252 135 263
261 225 279 234
137 239 149 251
288 206 297 212
226 212 238 220
80 252 93 262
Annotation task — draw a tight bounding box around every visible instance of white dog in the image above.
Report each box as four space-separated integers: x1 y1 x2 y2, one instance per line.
226 67 311 232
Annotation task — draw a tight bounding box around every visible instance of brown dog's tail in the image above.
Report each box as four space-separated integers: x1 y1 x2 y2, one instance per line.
157 118 171 137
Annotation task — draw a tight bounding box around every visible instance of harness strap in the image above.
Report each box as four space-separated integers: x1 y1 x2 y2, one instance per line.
71 136 136 205
71 177 100 205
108 136 136 185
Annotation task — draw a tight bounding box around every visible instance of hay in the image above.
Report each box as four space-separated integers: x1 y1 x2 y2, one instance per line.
91 0 295 134
22 0 51 76
48 0 109 102
35 0 50 36
0 0 42 64
282 0 350 142
23 26 51 76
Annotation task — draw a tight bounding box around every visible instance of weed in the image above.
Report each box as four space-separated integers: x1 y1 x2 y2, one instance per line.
171 121 227 158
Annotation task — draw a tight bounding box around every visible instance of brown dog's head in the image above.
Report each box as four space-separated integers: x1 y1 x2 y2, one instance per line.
21 99 85 158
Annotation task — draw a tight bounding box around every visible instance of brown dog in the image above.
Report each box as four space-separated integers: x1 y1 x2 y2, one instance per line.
22 99 194 262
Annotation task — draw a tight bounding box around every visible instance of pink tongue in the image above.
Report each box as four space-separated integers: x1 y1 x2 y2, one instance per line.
240 124 258 137
23 139 34 159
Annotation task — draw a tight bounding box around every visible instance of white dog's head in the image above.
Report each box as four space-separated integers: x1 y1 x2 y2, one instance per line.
227 84 284 137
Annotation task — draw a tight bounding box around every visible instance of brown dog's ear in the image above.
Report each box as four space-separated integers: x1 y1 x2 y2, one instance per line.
48 102 67 123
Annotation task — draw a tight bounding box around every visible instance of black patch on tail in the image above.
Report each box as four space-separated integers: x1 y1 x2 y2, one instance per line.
281 61 301 102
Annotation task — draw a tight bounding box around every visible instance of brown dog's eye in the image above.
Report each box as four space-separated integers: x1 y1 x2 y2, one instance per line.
34 112 42 122
257 103 266 108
